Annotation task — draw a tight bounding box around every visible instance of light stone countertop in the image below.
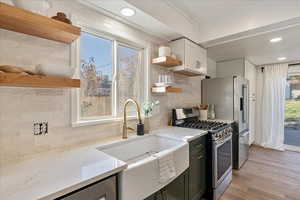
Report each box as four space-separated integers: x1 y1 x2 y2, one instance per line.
0 127 207 200
0 135 131 200
153 127 208 142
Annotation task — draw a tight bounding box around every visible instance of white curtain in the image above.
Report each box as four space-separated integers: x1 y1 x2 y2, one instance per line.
255 63 288 151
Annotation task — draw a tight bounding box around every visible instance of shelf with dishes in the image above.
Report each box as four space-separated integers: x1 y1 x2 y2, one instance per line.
0 2 81 44
151 86 182 93
151 74 182 94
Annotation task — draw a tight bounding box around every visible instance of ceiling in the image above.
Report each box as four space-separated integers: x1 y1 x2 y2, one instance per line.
79 0 300 66
207 25 300 66
78 0 180 41
168 0 300 43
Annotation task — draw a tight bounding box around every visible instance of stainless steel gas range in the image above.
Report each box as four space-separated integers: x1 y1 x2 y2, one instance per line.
172 107 233 200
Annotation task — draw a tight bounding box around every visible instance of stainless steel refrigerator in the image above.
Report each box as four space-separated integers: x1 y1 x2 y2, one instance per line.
202 76 249 169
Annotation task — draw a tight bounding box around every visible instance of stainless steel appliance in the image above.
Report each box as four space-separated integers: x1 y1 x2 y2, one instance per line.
172 108 233 200
202 76 250 169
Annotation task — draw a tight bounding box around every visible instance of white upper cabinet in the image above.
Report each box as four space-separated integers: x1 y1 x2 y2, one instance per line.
169 38 207 75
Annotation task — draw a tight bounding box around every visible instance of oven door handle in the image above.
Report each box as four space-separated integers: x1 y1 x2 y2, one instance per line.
215 134 232 148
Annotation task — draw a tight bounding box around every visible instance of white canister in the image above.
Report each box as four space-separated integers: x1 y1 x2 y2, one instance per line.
158 46 171 57
199 110 208 120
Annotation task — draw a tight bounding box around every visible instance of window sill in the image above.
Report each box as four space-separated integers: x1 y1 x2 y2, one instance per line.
72 116 137 127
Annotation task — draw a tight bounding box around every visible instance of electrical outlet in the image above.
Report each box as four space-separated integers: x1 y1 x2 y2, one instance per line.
33 122 48 135
33 123 41 135
41 122 48 135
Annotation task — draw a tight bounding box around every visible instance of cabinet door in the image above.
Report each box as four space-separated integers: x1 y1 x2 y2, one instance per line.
185 40 193 70
145 171 188 200
163 170 188 200
168 39 185 65
144 190 163 200
189 136 207 200
198 46 207 74
145 193 158 200
185 39 207 74
57 176 117 200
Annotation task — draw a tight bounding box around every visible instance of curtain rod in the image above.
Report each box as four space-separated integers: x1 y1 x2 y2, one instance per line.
259 60 300 68
260 62 300 72
289 63 300 66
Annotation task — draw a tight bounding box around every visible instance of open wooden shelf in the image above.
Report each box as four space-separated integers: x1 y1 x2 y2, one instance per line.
0 2 81 44
151 86 182 93
152 56 182 67
171 66 204 77
0 73 80 88
173 70 203 77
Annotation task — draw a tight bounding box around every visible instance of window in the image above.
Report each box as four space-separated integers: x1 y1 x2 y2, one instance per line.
75 31 145 124
80 32 113 118
117 44 141 115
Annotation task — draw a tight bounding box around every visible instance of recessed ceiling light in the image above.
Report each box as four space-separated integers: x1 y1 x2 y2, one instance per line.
270 37 282 43
120 8 135 16
277 57 287 61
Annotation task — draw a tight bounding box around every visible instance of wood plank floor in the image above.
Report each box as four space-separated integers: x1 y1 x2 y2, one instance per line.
220 146 300 200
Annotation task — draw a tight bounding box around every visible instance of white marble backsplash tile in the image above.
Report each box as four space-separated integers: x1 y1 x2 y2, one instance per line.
0 0 202 165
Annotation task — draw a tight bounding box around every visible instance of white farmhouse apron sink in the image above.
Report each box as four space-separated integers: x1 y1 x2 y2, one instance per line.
97 135 189 200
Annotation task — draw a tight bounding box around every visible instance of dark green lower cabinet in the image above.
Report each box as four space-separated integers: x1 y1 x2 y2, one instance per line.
145 135 208 200
144 170 188 200
144 192 162 200
189 135 208 200
163 170 189 200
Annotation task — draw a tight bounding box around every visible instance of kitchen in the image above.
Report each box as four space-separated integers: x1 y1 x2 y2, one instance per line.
0 0 300 200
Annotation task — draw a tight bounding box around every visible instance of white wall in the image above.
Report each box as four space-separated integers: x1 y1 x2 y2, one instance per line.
0 0 203 165
216 58 245 77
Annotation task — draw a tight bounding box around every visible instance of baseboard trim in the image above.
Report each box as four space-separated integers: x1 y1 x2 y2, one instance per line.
285 145 300 152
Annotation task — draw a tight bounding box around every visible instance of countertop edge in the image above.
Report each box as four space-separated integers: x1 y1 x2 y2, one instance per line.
40 164 127 200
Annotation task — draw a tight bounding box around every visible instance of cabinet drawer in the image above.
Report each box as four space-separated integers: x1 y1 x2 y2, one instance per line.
189 136 207 155
56 176 117 200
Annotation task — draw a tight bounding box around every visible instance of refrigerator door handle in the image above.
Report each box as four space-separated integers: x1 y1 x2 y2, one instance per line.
241 85 248 123
240 97 244 111
240 97 245 123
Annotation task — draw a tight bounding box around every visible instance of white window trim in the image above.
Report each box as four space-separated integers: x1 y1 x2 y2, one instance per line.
71 23 150 127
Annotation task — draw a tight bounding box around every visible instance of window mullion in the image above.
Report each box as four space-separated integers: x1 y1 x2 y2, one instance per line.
112 40 118 117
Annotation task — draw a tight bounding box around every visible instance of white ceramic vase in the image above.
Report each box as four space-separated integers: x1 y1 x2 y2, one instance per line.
36 64 75 78
144 117 150 134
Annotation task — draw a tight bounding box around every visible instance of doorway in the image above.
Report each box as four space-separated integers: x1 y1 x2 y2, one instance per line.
284 73 300 150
